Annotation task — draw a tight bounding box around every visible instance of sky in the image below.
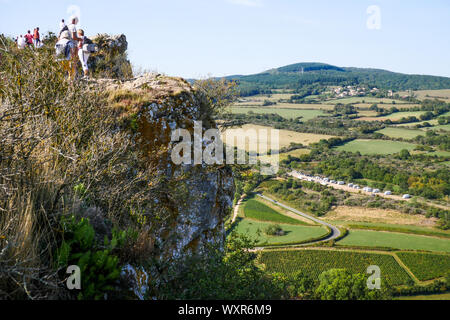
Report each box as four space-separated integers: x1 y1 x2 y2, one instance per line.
1 0 449 79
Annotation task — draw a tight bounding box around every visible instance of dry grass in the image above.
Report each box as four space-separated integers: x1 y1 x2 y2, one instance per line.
0 46 142 299
397 89 450 102
325 206 438 227
222 124 335 151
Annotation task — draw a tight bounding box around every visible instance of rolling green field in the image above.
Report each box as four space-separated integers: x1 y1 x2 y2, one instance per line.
325 97 407 105
231 107 326 120
355 103 421 110
396 252 450 281
377 127 425 139
380 111 427 121
397 293 450 300
233 219 328 246
259 249 412 286
429 124 450 132
336 139 417 155
357 111 427 122
338 230 450 253
425 151 450 157
243 198 305 225
326 221 450 239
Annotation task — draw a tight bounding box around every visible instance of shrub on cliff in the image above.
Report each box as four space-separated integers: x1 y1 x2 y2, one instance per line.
0 41 142 299
154 233 291 300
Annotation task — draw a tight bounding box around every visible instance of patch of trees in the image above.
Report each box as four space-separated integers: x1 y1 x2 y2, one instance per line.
414 131 450 151
265 179 338 216
332 104 358 116
307 154 450 200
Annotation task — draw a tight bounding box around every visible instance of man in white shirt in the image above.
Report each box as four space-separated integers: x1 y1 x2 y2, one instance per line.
17 35 26 49
68 17 79 40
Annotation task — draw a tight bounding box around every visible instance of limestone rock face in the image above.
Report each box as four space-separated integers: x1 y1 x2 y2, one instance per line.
88 34 132 79
100 73 235 267
92 34 128 54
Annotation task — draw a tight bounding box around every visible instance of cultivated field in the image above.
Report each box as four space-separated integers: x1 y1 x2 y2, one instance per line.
398 293 450 300
324 206 438 227
398 89 450 102
336 139 417 155
222 124 336 150
396 252 450 281
231 107 326 120
376 127 425 139
232 102 336 111
357 111 427 122
338 230 450 253
259 249 412 286
355 103 421 110
233 219 328 246
279 148 311 160
325 97 407 105
243 198 305 225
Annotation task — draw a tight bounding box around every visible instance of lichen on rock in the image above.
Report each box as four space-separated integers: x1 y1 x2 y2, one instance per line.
98 73 235 282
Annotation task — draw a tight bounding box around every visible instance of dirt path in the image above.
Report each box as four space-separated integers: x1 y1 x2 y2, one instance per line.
231 194 246 223
391 252 420 284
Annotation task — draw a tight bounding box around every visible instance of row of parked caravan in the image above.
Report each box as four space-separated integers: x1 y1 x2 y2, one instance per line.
291 171 412 200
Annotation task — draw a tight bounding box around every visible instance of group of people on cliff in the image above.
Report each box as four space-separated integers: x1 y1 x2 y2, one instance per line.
16 28 41 49
16 16 97 80
56 17 98 80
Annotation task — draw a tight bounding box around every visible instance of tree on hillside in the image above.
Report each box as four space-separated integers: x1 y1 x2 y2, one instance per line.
314 269 389 300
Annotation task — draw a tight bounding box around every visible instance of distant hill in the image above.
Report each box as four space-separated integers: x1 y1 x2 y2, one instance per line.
225 62 450 96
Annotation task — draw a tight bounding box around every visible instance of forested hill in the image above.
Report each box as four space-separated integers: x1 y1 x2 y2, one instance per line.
225 62 450 95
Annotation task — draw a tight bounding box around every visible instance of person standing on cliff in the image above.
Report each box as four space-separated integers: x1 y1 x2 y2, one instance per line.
24 30 33 47
67 17 82 79
33 27 40 48
17 35 26 49
77 29 90 79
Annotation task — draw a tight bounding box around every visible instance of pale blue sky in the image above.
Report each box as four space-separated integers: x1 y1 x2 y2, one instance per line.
1 0 449 78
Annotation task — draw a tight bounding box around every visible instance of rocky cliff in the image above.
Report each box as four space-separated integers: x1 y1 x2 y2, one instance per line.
98 74 235 279
0 34 235 299
89 34 133 79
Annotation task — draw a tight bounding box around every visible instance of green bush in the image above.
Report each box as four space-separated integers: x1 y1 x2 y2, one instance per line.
56 216 126 300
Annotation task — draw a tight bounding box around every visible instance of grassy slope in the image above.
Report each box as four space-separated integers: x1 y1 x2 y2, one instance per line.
243 198 305 225
336 139 417 155
338 230 450 253
377 127 425 139
327 221 450 239
397 293 450 300
231 107 326 120
233 219 327 246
